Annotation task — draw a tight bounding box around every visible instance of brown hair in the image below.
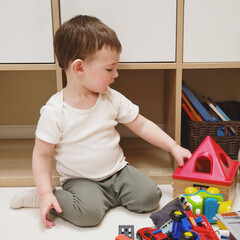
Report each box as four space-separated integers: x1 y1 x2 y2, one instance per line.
54 15 122 69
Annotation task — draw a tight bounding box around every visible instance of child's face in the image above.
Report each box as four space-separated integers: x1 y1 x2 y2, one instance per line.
83 47 120 94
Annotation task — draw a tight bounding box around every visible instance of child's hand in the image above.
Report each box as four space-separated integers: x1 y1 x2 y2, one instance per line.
170 145 192 167
40 192 62 227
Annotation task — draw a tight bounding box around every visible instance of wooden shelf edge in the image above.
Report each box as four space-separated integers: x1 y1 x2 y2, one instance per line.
0 177 35 187
1 173 239 187
4 61 239 71
118 62 177 70
150 175 173 185
182 62 240 69
0 64 57 71
0 176 60 187
0 175 173 187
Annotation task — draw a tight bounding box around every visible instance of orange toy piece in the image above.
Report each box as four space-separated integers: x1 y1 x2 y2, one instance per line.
172 136 239 201
115 234 133 240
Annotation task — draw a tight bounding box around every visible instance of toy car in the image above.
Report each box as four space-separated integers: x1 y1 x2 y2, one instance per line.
169 209 200 240
136 227 170 240
180 231 199 240
169 209 219 240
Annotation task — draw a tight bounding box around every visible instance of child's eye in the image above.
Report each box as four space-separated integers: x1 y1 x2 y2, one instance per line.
106 69 113 72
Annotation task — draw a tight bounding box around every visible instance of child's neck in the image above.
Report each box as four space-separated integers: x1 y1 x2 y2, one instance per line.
63 82 98 110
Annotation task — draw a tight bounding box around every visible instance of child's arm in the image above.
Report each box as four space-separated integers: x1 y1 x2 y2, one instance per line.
32 137 62 227
124 114 191 166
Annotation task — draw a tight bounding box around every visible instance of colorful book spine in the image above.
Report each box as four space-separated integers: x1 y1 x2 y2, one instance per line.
182 82 225 136
182 82 214 121
207 97 231 121
204 97 234 135
182 103 196 121
182 93 203 121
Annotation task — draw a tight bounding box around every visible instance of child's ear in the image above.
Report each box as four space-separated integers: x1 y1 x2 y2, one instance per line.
71 59 84 75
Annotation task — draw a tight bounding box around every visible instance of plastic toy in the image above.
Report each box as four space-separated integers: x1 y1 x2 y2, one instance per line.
183 186 232 223
150 196 186 229
215 229 230 240
116 234 133 240
217 200 233 229
136 228 170 240
172 136 239 202
169 208 219 240
118 225 134 239
139 207 218 239
170 210 200 240
214 211 240 240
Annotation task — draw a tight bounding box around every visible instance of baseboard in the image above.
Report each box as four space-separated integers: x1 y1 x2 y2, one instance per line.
0 124 163 139
0 125 36 139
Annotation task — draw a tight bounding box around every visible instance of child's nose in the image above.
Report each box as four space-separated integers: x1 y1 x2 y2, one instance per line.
114 70 119 78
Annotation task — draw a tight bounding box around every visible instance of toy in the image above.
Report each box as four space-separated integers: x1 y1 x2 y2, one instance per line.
215 229 230 240
169 208 219 240
183 186 232 223
217 199 233 229
214 211 240 240
119 225 134 239
172 136 239 201
170 210 200 240
150 196 186 229
116 234 133 240
140 207 218 239
136 228 170 240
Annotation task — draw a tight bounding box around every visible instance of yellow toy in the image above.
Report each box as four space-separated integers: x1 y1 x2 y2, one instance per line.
217 199 232 229
183 187 232 224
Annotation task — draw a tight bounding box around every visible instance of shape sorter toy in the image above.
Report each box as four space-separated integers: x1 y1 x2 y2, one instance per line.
172 136 239 202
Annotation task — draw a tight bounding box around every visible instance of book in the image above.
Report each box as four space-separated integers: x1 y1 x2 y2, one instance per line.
182 82 225 136
207 97 231 121
204 97 235 135
182 82 214 121
182 93 203 121
182 103 196 121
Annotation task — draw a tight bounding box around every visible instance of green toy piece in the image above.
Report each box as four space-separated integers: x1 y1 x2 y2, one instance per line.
183 187 228 223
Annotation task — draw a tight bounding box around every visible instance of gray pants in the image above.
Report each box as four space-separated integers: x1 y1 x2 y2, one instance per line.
52 165 162 227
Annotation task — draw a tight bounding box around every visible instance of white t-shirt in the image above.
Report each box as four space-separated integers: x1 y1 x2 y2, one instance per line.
36 88 139 184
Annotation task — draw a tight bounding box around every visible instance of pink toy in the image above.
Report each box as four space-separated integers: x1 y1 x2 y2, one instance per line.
172 136 239 201
173 136 239 185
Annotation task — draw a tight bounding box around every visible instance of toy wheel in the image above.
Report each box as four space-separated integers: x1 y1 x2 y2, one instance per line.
185 205 191 211
180 231 198 240
185 187 198 194
170 210 186 222
207 187 220 194
136 233 143 240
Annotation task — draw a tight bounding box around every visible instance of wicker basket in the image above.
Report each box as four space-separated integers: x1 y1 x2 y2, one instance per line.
181 101 240 159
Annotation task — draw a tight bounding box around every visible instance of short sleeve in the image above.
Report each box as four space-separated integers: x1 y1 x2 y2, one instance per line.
107 88 139 124
35 104 62 144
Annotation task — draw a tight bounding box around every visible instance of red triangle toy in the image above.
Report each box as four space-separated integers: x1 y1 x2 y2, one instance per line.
173 136 239 186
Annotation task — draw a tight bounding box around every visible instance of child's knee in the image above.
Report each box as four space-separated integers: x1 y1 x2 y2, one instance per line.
51 203 104 227
70 207 104 227
53 190 105 227
145 187 162 211
125 186 162 213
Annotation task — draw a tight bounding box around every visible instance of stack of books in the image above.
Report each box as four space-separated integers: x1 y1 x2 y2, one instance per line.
182 82 234 136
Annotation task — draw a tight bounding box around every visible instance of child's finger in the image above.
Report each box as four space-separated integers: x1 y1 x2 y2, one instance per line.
53 200 62 214
45 219 55 227
41 210 55 227
186 150 192 159
178 159 184 167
